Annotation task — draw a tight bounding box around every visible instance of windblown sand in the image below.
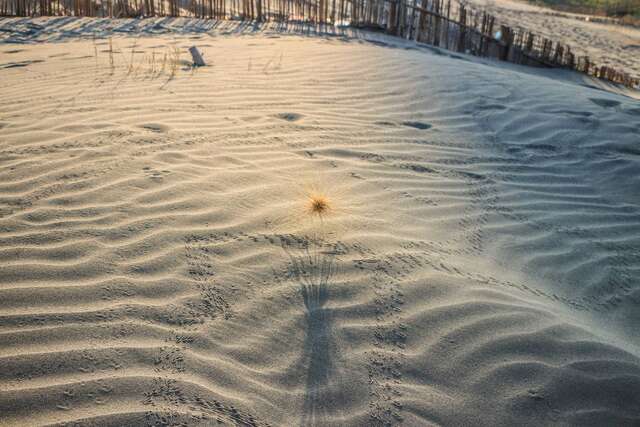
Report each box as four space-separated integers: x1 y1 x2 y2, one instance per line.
1 19 640 426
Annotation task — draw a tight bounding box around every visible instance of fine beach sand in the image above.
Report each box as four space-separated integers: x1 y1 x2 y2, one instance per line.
1 18 640 426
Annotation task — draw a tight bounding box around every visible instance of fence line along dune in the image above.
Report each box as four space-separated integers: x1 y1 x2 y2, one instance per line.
1 0 638 87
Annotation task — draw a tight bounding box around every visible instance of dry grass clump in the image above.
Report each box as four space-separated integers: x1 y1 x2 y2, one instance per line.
307 194 331 218
92 38 184 85
266 172 381 240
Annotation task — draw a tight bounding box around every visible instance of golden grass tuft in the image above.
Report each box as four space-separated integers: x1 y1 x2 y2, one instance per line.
307 194 331 217
265 173 375 239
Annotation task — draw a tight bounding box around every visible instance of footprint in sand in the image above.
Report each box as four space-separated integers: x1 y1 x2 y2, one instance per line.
140 123 170 133
553 109 593 117
275 112 303 122
142 166 170 180
374 120 397 127
588 98 621 108
626 108 640 117
403 121 432 130
477 104 507 111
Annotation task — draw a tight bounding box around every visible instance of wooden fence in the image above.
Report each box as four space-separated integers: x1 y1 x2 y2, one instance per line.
1 0 638 88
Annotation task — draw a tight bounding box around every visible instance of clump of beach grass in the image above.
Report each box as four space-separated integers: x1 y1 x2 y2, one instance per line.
169 46 180 79
94 39 185 88
307 193 331 218
271 176 351 242
108 37 114 75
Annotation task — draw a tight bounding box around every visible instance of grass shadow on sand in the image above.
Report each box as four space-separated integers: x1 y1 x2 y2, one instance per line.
281 236 343 426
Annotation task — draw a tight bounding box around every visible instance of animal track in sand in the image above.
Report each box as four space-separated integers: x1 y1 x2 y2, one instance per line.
354 249 407 424
183 235 234 322
142 378 269 426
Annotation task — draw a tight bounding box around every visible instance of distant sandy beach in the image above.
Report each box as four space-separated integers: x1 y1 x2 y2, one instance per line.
466 0 640 80
1 19 639 426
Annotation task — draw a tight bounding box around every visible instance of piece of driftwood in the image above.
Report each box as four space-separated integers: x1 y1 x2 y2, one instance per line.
189 46 206 67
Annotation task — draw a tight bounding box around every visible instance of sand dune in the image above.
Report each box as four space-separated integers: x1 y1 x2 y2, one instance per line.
1 19 640 426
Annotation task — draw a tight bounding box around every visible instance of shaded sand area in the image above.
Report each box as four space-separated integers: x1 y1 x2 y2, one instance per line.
1 19 640 426
465 0 640 80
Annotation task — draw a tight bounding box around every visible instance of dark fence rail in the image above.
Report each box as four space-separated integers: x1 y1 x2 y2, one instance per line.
1 0 638 87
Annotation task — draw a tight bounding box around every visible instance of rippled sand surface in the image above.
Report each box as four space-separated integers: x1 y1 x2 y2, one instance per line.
1 20 640 426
